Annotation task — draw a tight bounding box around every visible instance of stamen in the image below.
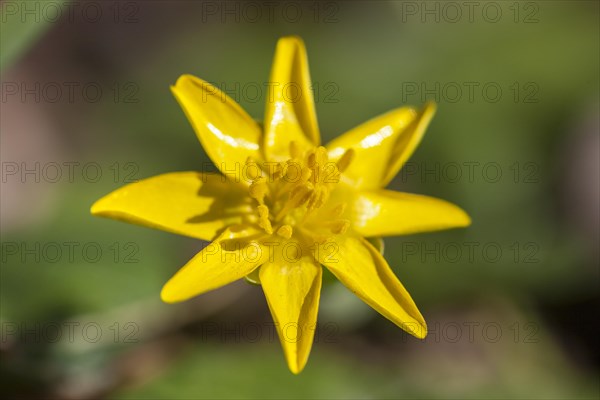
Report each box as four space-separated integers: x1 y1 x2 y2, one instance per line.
276 224 293 239
290 182 312 202
307 147 328 173
306 190 318 211
246 145 352 242
331 203 347 218
245 157 262 180
249 176 269 204
271 162 285 181
307 152 317 168
276 183 313 221
257 204 273 234
283 160 302 182
336 149 355 173
315 146 328 165
329 219 350 234
300 167 312 183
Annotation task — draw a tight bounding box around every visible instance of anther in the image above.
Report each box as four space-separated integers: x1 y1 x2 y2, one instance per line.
249 176 269 204
276 224 293 239
315 146 328 165
314 188 327 209
300 167 312 183
257 205 273 234
306 191 318 211
275 184 312 221
272 162 285 181
336 149 355 173
290 182 312 201
330 219 350 234
331 203 347 218
283 160 303 182
245 157 262 180
307 151 317 168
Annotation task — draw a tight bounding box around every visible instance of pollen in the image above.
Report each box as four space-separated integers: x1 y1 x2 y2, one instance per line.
246 143 355 240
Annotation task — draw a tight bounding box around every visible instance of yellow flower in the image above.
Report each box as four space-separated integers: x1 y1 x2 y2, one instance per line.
91 36 470 374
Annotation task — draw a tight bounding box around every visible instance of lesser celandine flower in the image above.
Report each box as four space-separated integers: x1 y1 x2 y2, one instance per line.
91 36 470 374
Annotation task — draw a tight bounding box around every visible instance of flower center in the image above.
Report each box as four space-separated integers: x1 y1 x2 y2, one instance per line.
246 142 354 241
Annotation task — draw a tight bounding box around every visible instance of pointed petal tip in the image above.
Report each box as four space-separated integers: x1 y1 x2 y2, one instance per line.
441 206 472 232
413 321 428 339
90 200 100 215
461 211 472 227
277 35 305 47
401 318 427 339
451 205 472 228
160 284 180 304
90 197 108 216
397 305 427 339
173 73 199 87
424 100 437 113
286 359 306 375
171 75 215 98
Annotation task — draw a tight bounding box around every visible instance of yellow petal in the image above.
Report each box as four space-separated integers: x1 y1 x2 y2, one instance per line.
326 107 416 188
259 245 322 374
91 172 248 242
161 228 268 303
314 234 427 338
264 36 320 161
382 101 437 186
351 189 471 237
326 102 436 189
171 75 262 182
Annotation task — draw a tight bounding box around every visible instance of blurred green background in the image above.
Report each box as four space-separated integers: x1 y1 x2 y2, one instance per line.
1 1 598 399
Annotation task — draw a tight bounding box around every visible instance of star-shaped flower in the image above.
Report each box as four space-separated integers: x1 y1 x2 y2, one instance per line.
91 36 470 374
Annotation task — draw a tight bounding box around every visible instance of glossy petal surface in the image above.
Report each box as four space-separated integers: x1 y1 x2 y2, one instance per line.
381 101 437 186
351 189 471 237
91 172 248 241
172 75 262 181
327 102 436 188
314 234 427 338
264 36 320 160
260 245 322 374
